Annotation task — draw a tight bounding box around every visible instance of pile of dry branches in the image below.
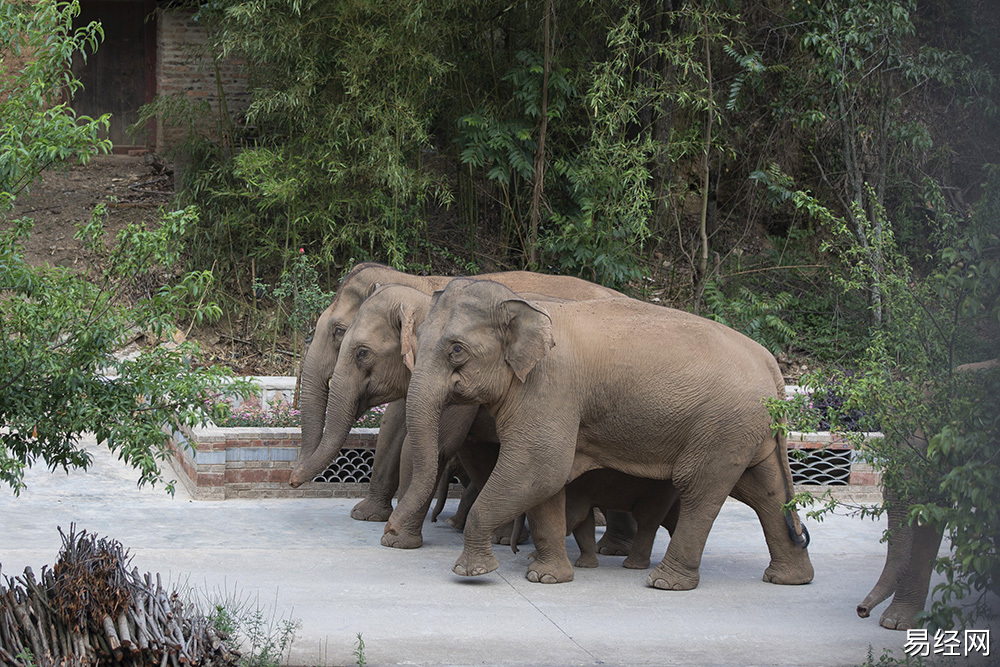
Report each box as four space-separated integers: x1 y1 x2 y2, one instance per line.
0 525 240 667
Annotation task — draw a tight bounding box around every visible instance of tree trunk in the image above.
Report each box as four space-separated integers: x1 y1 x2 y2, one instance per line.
528 0 553 269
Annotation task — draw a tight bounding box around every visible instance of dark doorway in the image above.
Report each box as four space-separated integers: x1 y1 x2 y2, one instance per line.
72 0 156 151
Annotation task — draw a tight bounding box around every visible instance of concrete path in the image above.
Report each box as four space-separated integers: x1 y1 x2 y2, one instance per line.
1 440 995 667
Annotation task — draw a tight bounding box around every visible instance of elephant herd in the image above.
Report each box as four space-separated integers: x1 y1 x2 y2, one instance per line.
286 262 938 627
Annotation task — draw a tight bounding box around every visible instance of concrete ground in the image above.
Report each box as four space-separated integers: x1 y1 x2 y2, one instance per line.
1 440 996 667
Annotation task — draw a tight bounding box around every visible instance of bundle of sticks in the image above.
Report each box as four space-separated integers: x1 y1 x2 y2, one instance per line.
0 525 240 667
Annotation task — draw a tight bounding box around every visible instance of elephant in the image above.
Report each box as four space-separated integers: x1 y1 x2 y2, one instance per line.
563 469 679 570
513 469 679 570
295 262 623 522
385 278 814 589
857 358 998 630
291 282 622 547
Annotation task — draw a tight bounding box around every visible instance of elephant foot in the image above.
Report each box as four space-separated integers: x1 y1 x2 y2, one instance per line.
596 533 633 557
453 550 499 577
526 557 575 584
350 498 393 522
623 554 651 570
762 559 814 585
647 561 699 590
878 601 923 630
381 523 423 549
445 515 466 531
574 553 599 568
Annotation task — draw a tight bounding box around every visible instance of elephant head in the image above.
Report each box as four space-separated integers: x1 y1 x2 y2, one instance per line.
291 284 430 487
297 263 449 469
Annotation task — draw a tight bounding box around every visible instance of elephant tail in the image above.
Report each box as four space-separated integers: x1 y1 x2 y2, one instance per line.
510 513 527 554
776 428 810 549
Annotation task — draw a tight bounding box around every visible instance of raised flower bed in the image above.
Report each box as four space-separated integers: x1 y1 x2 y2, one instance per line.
166 378 882 500
167 376 379 500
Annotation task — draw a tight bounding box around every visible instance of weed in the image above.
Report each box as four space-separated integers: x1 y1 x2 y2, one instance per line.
205 587 300 667
353 633 367 667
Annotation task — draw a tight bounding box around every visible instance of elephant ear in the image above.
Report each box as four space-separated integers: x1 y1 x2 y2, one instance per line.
399 302 419 371
500 298 554 383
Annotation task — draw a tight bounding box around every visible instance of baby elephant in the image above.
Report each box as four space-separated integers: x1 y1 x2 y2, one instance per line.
566 469 678 570
513 469 677 570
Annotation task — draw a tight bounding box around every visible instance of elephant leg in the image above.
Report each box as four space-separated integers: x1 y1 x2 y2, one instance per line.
647 488 727 590
455 440 520 544
624 482 678 569
622 521 657 570
648 452 741 591
351 399 406 522
524 489 574 583
597 510 637 556
570 509 599 569
879 523 945 630
729 453 814 585
453 434 574 582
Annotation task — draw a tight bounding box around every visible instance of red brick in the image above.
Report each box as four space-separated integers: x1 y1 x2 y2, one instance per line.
850 471 882 485
197 472 224 487
269 469 291 484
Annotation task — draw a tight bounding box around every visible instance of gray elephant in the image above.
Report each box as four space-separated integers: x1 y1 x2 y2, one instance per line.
384 279 813 589
295 262 622 522
564 470 679 570
513 469 678 569
292 282 630 547
857 359 998 630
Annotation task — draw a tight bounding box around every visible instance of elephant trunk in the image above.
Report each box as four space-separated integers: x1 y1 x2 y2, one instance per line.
298 340 336 465
857 492 913 618
290 371 360 487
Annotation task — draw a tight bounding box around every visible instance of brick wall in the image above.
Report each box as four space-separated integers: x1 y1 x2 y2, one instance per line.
156 7 249 152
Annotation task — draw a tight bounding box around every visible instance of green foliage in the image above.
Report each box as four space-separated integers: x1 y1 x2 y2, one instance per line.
353 633 367 667
702 282 796 355
173 0 452 276
856 645 926 667
0 0 251 494
266 250 335 336
0 207 252 494
765 166 1000 630
0 0 111 209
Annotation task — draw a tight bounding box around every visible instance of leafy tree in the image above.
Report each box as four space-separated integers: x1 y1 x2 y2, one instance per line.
0 0 250 494
170 0 453 279
766 169 999 630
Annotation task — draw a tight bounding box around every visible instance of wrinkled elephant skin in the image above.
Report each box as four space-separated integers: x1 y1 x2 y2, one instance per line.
294 263 623 520
395 279 814 588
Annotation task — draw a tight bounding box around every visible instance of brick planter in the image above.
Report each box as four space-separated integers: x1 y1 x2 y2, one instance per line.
168 424 377 500
166 378 883 501
788 431 883 503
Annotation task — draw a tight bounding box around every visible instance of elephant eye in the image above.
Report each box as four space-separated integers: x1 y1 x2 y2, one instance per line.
355 347 370 365
448 343 466 365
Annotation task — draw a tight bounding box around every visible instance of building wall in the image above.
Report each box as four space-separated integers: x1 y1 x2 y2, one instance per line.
156 7 250 153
